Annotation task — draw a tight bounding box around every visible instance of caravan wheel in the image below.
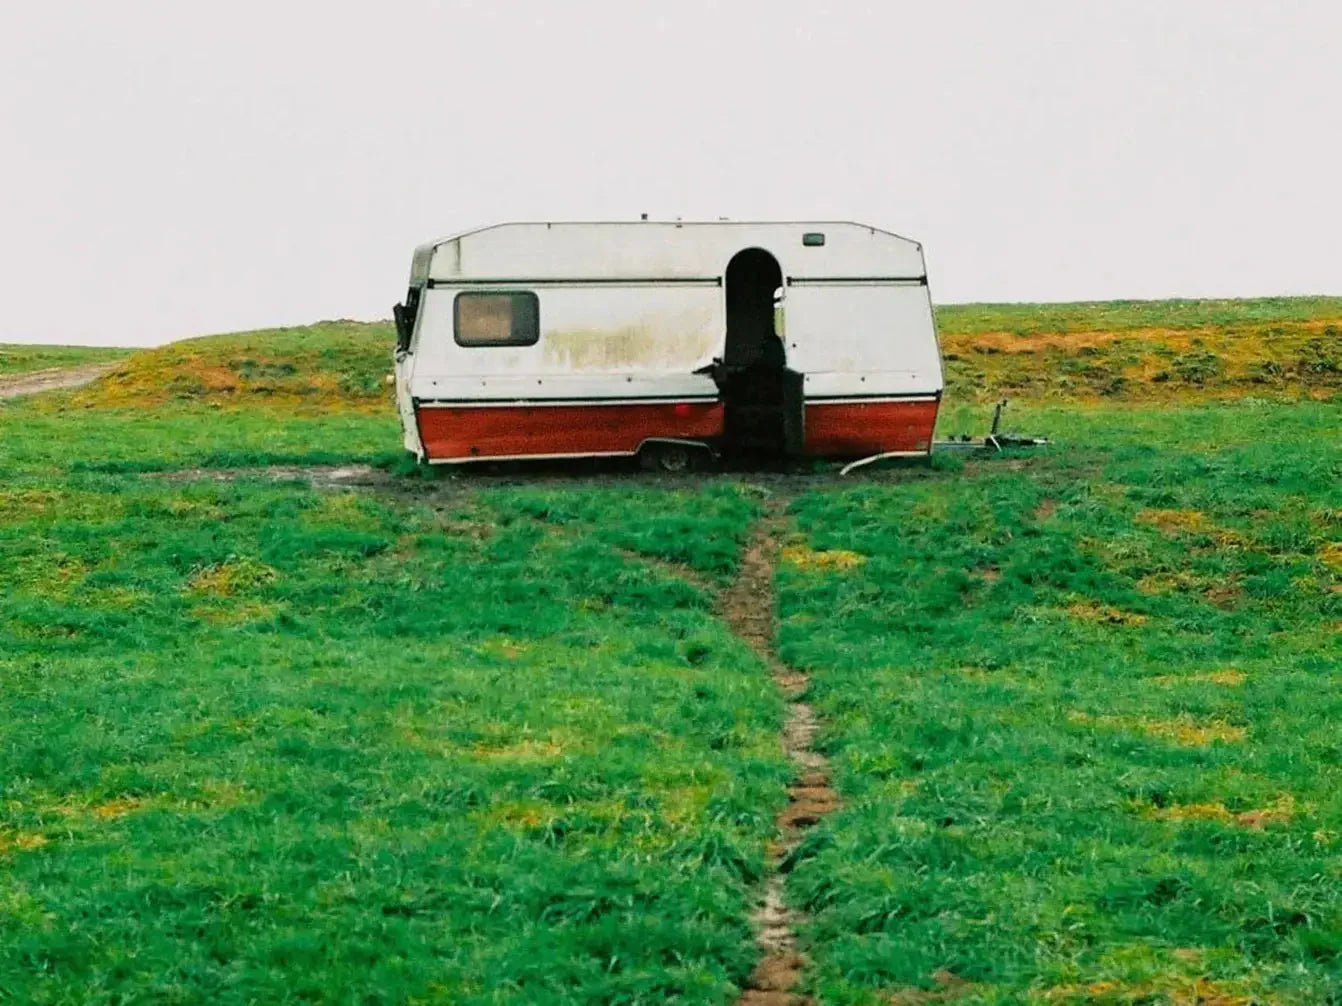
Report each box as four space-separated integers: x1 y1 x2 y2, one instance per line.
639 441 710 473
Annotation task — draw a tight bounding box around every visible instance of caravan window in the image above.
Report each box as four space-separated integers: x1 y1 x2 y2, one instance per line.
454 291 540 347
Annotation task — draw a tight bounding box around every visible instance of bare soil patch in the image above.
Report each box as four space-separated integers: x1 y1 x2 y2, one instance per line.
0 363 119 400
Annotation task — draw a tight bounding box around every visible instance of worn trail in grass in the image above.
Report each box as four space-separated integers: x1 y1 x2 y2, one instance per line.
720 501 840 1006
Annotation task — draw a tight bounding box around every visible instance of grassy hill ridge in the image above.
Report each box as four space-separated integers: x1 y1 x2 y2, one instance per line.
935 295 1342 335
64 320 393 413
43 296 1341 414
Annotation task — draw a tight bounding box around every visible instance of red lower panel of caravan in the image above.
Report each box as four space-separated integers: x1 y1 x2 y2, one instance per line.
803 398 940 456
416 400 726 462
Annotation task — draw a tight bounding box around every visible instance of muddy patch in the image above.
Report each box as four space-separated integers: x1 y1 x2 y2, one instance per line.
720 500 840 1006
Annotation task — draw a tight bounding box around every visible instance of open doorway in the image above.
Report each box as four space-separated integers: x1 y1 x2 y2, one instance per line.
720 248 803 455
724 248 783 367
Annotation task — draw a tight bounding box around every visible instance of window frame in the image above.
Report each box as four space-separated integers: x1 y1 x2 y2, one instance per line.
452 290 540 348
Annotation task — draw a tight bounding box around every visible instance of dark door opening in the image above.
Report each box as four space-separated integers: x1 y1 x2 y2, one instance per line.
719 248 803 455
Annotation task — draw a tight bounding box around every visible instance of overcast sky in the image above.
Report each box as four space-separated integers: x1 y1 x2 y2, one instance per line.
3 0 1340 346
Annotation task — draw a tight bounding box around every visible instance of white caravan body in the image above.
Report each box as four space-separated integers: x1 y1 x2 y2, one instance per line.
393 220 943 463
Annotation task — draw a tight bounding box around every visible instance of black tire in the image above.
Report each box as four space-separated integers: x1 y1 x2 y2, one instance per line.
640 442 708 473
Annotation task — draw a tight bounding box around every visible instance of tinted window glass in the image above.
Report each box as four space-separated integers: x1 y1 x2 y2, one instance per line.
454 292 539 347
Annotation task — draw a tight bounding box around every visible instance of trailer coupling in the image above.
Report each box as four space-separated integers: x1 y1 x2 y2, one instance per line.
840 399 1049 475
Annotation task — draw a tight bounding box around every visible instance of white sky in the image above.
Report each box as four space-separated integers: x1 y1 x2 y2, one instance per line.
3 0 1340 346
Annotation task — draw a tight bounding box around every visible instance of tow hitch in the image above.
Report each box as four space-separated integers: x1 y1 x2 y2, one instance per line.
841 399 1048 475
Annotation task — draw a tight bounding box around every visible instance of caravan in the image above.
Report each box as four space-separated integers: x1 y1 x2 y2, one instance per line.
393 220 943 468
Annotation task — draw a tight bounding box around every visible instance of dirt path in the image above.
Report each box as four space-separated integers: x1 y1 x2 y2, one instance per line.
0 363 119 400
720 499 839 1006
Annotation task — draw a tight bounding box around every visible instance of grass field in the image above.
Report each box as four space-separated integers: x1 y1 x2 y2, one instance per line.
1 478 787 1001
0 344 131 376
781 404 1340 1002
0 298 1337 1002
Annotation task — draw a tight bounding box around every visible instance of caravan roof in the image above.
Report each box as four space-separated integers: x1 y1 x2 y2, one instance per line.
409 220 928 286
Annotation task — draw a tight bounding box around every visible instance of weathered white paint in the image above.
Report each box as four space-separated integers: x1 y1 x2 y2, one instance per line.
417 221 926 282
394 220 942 428
785 282 942 394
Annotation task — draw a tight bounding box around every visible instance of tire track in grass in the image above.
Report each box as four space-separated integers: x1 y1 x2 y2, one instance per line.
721 497 839 1006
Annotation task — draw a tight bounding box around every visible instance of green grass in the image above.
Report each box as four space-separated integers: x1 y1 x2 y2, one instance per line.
0 477 787 1002
778 403 1341 1003
3 302 1339 1002
62 320 393 411
0 400 400 477
935 296 1342 336
0 344 131 376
